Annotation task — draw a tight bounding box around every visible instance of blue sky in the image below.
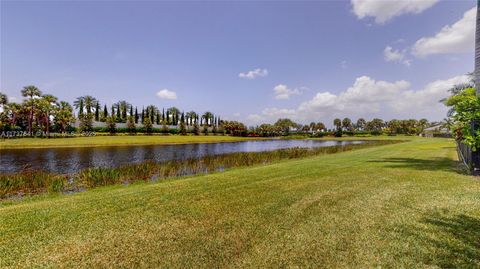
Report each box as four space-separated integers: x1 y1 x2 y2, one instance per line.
0 0 475 126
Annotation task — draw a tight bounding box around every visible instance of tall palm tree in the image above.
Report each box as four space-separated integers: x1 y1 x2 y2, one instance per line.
202 111 214 126
40 94 58 135
74 96 98 116
115 100 131 121
186 111 197 126
167 107 180 125
333 118 341 131
21 85 42 134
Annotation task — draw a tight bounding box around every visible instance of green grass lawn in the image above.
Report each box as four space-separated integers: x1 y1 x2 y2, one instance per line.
1 138 479 268
0 135 259 149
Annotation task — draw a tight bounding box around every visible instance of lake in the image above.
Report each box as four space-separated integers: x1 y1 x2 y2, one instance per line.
0 139 364 174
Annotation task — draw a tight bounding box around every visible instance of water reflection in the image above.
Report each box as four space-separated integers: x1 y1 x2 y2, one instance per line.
0 140 363 174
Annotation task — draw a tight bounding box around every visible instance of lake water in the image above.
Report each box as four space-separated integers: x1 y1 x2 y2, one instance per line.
0 140 364 174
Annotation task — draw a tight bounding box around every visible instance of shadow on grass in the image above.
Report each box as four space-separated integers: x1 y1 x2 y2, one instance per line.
367 157 467 174
406 214 480 268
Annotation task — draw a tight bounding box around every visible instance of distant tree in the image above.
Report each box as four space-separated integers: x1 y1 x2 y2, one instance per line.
126 116 136 134
95 102 100 121
167 107 180 125
78 99 84 117
111 105 115 121
102 104 108 121
156 111 161 125
274 118 298 135
180 112 187 135
143 117 153 134
106 116 117 134
116 103 121 120
202 111 214 126
39 94 58 136
161 119 169 134
130 106 134 117
79 113 93 132
0 92 8 109
356 118 366 131
203 124 209 135
22 85 42 134
342 118 352 131
366 118 384 135
333 118 342 130
193 121 200 135
74 96 97 116
55 101 75 132
141 107 145 123
221 120 247 136
316 122 325 132
134 107 139 123
186 111 197 126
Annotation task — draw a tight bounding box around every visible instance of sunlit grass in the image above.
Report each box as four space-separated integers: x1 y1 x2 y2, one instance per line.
1 137 479 268
0 135 260 149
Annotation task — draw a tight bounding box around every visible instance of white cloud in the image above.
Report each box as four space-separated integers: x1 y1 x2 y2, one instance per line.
156 89 177 100
384 46 411 66
391 75 470 112
351 0 438 24
244 74 466 126
340 76 410 103
412 7 475 57
273 84 302 100
238 68 268 79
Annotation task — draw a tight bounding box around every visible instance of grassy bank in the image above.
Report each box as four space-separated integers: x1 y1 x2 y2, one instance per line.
0 140 397 199
0 135 259 149
1 138 479 268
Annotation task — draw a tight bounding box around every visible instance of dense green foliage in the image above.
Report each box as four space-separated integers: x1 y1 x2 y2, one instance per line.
0 88 222 135
444 87 480 150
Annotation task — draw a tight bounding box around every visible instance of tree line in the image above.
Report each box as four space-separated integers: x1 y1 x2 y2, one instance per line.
0 86 435 138
247 117 432 137
0 86 225 136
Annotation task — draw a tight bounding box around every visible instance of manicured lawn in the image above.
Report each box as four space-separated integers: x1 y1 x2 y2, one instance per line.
0 135 259 149
1 137 479 268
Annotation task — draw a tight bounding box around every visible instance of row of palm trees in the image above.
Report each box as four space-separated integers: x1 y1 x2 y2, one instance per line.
0 86 222 134
0 86 75 135
72 95 219 126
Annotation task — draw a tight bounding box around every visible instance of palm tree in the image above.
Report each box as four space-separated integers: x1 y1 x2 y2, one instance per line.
40 94 58 135
167 107 180 125
202 111 214 126
74 96 98 116
146 105 158 124
115 100 131 121
55 101 74 132
356 118 366 131
316 122 325 132
5 102 22 128
186 111 197 126
21 85 42 134
333 118 341 131
342 118 352 131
